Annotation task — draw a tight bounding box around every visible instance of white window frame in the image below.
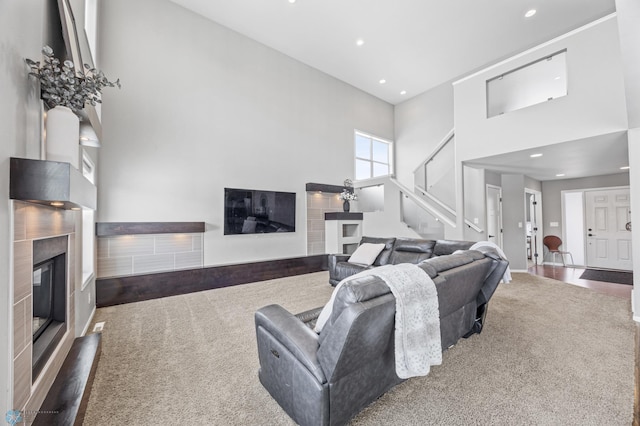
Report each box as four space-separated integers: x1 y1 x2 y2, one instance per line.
354 130 393 181
81 150 96 289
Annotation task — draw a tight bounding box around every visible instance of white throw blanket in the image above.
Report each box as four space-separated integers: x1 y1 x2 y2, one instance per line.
314 264 442 379
469 241 512 283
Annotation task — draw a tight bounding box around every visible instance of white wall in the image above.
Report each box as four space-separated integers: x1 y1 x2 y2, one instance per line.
614 0 640 320
0 0 48 415
453 15 628 163
500 174 528 270
394 81 454 187
96 0 394 267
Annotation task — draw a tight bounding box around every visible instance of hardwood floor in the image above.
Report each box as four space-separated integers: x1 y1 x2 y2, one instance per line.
527 264 632 299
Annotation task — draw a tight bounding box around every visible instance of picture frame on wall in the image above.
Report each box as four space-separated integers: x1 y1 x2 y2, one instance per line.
58 0 84 73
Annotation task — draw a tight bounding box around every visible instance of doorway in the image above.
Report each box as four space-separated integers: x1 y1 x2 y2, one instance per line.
525 189 543 265
486 184 503 248
584 188 632 271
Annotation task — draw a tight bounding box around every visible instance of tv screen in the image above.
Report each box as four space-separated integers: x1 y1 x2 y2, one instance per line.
224 188 296 235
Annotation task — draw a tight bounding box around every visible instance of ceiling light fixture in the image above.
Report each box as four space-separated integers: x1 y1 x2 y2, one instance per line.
525 9 536 18
621 166 630 170
356 39 364 46
555 173 565 177
50 201 64 207
530 153 543 158
379 79 386 84
288 0 296 3
400 90 407 95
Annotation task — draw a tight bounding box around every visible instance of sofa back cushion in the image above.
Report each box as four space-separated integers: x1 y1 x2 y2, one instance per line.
433 239 474 256
359 236 396 266
318 276 391 343
389 238 436 265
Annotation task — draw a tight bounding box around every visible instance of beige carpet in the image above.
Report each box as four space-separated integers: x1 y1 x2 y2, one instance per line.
83 272 634 425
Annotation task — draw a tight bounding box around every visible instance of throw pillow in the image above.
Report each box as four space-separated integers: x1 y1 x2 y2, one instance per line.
347 243 385 266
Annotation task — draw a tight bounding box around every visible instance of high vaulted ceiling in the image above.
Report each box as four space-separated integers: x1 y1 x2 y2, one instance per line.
168 0 627 181
169 0 615 105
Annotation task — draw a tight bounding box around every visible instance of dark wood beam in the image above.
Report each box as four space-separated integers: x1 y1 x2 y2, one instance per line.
95 222 205 236
305 182 345 193
96 254 328 307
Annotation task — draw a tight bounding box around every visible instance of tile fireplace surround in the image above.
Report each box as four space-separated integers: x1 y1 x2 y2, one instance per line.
12 201 77 415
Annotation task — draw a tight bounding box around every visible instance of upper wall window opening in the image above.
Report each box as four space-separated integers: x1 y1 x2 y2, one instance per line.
486 49 568 118
355 131 393 181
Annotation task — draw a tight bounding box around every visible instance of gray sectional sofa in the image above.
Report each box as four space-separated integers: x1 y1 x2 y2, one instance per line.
328 236 476 286
255 237 508 426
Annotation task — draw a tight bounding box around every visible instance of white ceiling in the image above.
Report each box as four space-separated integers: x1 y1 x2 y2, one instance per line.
169 0 615 105
168 0 627 181
465 132 629 181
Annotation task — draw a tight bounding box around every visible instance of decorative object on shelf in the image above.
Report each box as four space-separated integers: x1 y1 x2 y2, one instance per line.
45 105 80 167
25 46 120 167
339 178 358 212
26 46 120 113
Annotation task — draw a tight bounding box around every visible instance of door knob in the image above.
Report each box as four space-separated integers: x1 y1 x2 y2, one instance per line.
588 233 596 237
488 235 495 238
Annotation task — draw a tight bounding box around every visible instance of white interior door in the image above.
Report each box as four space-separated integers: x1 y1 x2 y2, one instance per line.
585 188 632 270
486 185 503 247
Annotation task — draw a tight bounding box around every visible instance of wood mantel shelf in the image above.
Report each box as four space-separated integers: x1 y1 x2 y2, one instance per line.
324 212 363 220
305 182 346 193
95 222 205 236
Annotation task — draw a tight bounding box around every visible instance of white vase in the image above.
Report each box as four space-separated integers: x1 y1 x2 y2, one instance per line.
45 105 80 169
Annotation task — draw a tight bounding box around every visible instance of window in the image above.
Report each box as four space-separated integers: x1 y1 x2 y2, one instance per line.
486 50 568 118
81 151 96 287
354 131 393 180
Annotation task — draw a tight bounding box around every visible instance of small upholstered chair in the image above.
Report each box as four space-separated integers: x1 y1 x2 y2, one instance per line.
542 235 574 266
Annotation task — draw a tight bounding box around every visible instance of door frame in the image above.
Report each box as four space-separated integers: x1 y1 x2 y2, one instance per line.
583 185 632 270
561 185 631 269
485 184 503 248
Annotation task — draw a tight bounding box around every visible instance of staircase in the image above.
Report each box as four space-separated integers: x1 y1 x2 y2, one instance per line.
353 129 483 240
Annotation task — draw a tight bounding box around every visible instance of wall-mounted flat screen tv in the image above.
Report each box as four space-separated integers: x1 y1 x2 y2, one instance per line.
224 188 296 235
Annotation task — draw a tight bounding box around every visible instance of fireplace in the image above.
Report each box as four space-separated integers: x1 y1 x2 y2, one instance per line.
32 236 67 380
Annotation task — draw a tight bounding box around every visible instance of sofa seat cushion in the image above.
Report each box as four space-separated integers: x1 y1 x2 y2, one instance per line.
389 238 436 264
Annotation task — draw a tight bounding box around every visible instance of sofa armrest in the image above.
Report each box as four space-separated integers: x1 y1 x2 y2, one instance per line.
255 304 326 383
328 254 351 283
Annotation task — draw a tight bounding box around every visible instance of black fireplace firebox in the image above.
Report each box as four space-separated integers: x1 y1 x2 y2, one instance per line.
32 236 67 380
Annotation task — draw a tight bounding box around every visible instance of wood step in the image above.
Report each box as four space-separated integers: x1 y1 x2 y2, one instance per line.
33 333 102 426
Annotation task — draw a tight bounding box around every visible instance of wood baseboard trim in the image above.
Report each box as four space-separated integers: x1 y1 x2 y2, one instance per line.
96 254 328 307
635 322 640 426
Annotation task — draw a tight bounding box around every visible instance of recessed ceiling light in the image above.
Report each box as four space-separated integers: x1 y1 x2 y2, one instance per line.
400 90 407 95
71 207 81 211
525 9 536 18
379 79 386 84
556 173 565 177
288 0 296 3
50 201 64 207
530 153 543 158
621 166 630 170
356 39 364 46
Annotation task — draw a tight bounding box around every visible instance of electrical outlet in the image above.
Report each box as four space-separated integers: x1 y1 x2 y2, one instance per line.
93 321 105 332
87 293 91 304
